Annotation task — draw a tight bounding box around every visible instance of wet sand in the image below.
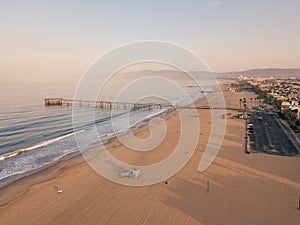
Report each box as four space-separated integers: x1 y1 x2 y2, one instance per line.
0 83 299 225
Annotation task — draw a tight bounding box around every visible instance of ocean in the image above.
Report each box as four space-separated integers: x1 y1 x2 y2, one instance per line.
0 75 216 188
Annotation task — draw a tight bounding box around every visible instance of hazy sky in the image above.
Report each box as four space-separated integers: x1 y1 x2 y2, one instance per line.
1 0 300 82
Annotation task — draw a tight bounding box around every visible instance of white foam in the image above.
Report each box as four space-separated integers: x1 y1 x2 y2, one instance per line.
0 130 85 161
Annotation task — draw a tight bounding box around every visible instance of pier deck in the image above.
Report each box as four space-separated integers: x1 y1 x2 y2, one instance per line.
44 98 176 110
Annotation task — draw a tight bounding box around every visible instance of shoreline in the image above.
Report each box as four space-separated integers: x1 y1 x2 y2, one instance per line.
1 82 300 225
0 87 211 197
0 83 214 189
0 84 215 190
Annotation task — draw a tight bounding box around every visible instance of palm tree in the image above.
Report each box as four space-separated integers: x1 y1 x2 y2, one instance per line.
243 98 247 109
250 97 253 108
239 99 242 109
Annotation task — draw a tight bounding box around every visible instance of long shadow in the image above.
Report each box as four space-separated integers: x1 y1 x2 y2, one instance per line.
162 156 300 224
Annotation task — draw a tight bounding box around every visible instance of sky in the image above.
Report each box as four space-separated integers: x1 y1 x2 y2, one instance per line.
0 0 300 82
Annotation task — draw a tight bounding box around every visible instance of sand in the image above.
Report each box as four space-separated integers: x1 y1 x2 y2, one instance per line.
0 83 299 225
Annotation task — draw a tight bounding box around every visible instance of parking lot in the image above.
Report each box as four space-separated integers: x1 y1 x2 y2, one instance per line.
248 111 299 156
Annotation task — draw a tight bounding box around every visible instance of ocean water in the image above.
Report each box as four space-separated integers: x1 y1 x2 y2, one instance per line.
0 76 215 188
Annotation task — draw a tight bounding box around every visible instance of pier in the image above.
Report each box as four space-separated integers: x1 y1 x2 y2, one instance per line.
44 98 176 110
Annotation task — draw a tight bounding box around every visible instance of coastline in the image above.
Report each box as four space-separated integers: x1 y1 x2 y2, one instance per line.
1 83 300 225
0 81 217 189
0 85 210 198
0 87 207 190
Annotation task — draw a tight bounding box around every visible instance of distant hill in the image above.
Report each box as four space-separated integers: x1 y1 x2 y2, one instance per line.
217 68 300 78
120 68 300 79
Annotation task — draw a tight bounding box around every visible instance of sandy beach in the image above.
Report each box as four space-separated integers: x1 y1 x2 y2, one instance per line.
0 83 299 225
